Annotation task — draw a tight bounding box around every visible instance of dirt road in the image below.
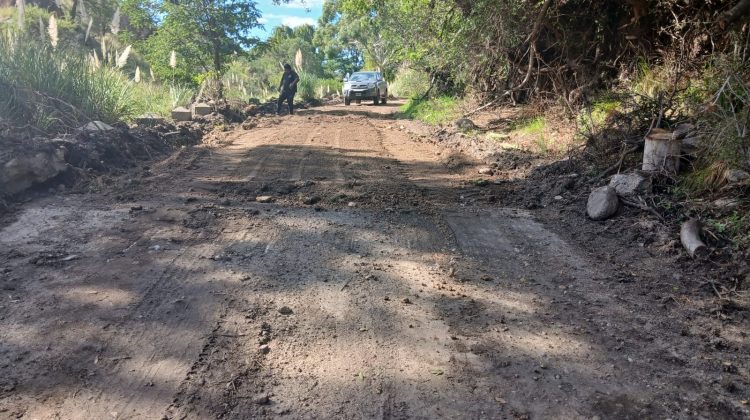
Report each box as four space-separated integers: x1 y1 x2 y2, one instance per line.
1 102 748 419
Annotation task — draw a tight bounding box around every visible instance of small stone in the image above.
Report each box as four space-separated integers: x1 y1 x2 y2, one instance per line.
402 298 412 304
221 199 231 206
303 196 321 205
587 186 619 221
455 118 477 132
81 121 115 132
554 195 563 200
278 306 294 315
348 202 357 207
254 395 270 405
481 275 493 282
256 196 274 203
478 167 494 175
259 345 270 354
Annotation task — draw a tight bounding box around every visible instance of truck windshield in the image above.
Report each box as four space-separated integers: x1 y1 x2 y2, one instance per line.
350 73 376 81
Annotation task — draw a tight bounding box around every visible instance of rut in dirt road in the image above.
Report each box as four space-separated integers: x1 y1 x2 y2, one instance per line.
0 103 747 419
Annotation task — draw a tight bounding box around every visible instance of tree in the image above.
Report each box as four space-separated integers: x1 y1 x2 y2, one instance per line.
122 0 262 95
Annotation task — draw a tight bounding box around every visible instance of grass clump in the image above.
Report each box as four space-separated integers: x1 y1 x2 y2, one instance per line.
400 96 460 125
0 32 135 133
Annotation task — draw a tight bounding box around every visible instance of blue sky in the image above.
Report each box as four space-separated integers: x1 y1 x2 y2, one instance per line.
252 0 325 40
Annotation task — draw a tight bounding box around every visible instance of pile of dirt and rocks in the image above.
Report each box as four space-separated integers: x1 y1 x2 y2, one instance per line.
0 111 240 210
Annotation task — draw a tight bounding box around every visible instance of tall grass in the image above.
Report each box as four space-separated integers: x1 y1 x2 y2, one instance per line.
0 32 136 133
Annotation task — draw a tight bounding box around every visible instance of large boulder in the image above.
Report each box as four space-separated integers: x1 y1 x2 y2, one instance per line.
609 172 652 196
0 147 68 195
587 186 620 221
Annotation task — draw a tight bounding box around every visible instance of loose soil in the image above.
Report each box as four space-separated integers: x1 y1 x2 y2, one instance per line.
0 101 748 419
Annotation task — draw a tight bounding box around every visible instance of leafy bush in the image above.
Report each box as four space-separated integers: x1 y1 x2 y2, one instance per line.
296 72 319 100
390 68 430 99
400 96 460 125
0 32 135 133
315 78 342 98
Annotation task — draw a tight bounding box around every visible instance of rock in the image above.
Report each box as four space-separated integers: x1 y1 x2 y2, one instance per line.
609 172 652 196
256 196 274 203
278 306 293 315
478 167 494 175
455 118 477 132
192 103 213 117
254 395 270 405
259 345 270 354
725 169 750 184
1 148 68 195
713 198 740 209
303 196 321 205
402 298 412 304
135 113 165 127
171 107 192 122
587 186 619 221
348 202 357 207
80 121 115 132
672 123 695 140
681 136 701 155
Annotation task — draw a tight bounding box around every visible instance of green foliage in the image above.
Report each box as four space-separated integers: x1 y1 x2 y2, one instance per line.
128 82 194 117
577 97 621 133
297 72 319 101
390 67 430 99
511 117 546 136
0 32 135 133
121 0 262 87
400 96 460 125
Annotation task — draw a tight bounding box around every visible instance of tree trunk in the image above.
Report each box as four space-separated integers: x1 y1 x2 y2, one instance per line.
213 43 223 99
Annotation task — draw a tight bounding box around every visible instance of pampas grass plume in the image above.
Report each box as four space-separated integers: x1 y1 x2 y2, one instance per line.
48 15 58 48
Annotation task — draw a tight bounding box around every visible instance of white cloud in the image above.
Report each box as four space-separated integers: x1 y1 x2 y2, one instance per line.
280 16 316 27
281 0 324 9
257 17 268 24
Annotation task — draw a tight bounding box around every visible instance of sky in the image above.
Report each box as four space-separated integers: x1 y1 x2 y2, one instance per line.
251 0 325 40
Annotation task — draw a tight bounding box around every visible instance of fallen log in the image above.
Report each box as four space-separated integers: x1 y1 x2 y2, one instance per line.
680 219 708 258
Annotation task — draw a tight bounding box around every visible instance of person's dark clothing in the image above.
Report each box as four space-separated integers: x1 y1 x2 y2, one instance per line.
277 70 299 115
277 90 295 115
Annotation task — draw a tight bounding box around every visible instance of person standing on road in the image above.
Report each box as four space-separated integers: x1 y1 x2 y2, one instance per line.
277 63 300 115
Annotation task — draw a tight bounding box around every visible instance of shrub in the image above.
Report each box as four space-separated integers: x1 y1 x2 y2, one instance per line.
390 68 430 99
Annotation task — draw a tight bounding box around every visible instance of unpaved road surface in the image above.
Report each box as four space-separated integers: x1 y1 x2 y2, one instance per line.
1 102 748 419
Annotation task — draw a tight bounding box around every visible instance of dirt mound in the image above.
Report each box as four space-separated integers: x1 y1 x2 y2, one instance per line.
0 121 204 206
